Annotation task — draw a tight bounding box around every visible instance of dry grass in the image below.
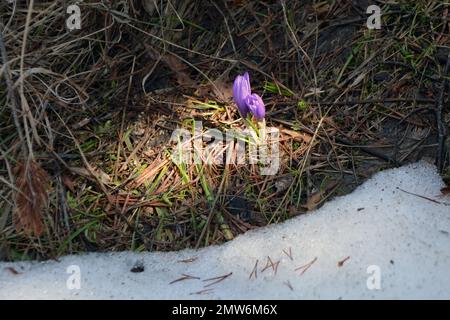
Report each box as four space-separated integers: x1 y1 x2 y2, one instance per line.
0 0 449 260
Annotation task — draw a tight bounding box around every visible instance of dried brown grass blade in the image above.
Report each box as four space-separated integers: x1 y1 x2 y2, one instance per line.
13 160 50 237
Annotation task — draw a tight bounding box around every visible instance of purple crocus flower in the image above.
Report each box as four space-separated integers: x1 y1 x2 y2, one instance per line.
233 72 251 117
233 72 266 120
245 93 265 120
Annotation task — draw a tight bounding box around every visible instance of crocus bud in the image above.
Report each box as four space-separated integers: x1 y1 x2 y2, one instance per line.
245 93 265 120
233 72 251 117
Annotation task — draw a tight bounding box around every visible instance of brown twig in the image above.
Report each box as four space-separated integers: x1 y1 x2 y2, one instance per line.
203 272 233 288
169 274 201 284
261 256 276 273
190 289 214 295
282 247 293 261
283 280 294 291
337 256 350 267
397 187 449 206
249 259 258 280
295 257 318 276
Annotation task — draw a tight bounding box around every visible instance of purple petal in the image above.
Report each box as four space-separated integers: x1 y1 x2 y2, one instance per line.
243 71 250 84
233 72 251 117
245 93 265 120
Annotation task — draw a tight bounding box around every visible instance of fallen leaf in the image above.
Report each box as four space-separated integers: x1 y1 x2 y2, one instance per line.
441 186 450 196
304 190 323 211
14 160 50 237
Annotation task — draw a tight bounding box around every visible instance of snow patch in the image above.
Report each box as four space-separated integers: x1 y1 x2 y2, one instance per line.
1 161 449 299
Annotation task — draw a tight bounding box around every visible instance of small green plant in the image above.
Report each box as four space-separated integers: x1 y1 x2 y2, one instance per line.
297 100 308 111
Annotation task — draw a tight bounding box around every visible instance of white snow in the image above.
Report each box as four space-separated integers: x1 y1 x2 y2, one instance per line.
1 161 449 299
